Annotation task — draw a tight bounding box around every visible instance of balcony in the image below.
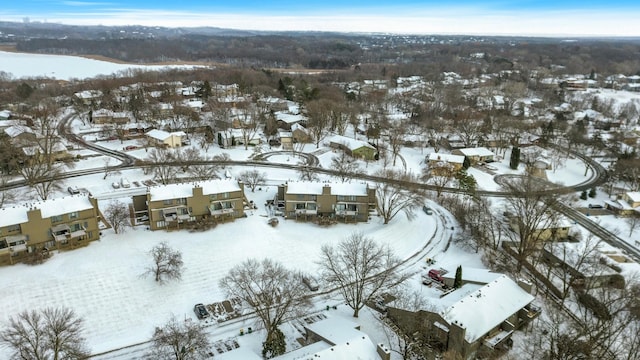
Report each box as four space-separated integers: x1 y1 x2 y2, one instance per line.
336 209 357 216
51 224 71 242
209 202 234 216
336 203 358 216
295 208 318 215
160 206 191 222
523 304 542 319
6 234 28 253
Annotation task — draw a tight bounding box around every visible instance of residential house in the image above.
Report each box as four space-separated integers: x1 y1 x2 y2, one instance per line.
427 153 465 175
328 134 377 161
145 180 246 231
291 123 311 143
74 90 102 106
91 109 114 124
275 111 307 130
277 181 376 223
0 110 11 120
278 130 293 150
605 191 640 216
508 216 572 242
541 243 624 289
214 317 388 360
4 125 36 147
146 129 187 148
0 195 101 266
452 147 495 165
387 274 539 359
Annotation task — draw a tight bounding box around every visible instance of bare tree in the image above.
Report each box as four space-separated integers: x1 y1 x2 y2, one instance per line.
329 151 362 182
501 176 562 271
148 148 178 185
19 161 64 200
376 169 423 224
305 99 331 148
626 214 640 238
102 157 121 180
147 316 210 360
0 174 16 207
317 232 408 317
381 286 435 360
0 307 89 360
423 161 457 198
219 258 311 358
104 200 130 234
239 169 266 192
386 123 405 167
144 242 184 284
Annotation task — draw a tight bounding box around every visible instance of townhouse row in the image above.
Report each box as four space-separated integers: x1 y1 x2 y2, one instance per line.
1 180 377 266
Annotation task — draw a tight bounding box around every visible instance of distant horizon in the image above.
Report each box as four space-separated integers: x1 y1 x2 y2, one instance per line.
1 1 640 37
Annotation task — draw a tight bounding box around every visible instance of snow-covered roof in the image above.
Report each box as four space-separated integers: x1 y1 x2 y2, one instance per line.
0 205 30 228
4 125 33 138
0 196 96 226
328 134 375 151
455 147 495 157
146 129 185 141
428 153 464 164
149 180 241 202
440 275 534 343
74 90 102 99
441 266 502 285
290 123 307 133
0 110 11 119
286 181 370 196
627 191 640 203
275 111 306 124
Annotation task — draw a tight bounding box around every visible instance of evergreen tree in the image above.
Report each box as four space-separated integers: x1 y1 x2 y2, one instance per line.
580 190 588 200
510 147 521 170
589 187 597 198
454 266 462 289
462 156 471 169
262 327 286 359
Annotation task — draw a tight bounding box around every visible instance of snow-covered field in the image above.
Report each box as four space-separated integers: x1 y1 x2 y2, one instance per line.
0 50 202 80
0 184 470 358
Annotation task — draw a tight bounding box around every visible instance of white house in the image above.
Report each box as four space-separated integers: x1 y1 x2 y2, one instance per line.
146 129 186 148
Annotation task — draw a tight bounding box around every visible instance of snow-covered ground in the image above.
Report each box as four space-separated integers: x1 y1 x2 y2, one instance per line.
0 183 470 358
0 50 203 80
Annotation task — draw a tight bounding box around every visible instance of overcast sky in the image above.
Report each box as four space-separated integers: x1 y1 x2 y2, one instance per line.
2 0 640 37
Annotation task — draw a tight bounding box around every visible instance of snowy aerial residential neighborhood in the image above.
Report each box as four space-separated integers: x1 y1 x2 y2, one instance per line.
1 36 640 360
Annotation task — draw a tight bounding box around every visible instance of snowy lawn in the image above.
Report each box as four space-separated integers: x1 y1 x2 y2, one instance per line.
0 185 469 357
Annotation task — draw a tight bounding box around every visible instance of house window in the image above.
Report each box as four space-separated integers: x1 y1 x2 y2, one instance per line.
68 212 79 220
7 224 20 233
177 198 187 205
70 223 83 232
296 194 305 200
209 194 218 201
223 192 229 199
51 215 63 223
88 231 93 239
163 199 173 205
156 221 166 228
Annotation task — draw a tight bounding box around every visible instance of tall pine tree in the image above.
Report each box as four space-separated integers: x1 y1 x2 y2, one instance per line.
454 266 463 289
510 147 521 170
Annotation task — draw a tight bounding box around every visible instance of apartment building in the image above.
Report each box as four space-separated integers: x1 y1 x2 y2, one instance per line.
145 180 246 231
276 181 376 223
0 195 101 266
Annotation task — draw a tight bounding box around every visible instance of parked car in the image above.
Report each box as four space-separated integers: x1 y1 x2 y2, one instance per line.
302 275 319 291
120 178 131 188
588 204 604 209
67 186 80 195
124 145 138 151
194 303 209 319
428 269 444 283
111 182 120 189
422 206 433 215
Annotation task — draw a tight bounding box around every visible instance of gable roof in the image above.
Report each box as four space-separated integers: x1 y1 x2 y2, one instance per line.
146 129 186 141
455 147 495 157
328 134 375 151
440 275 534 343
286 181 370 196
428 152 465 164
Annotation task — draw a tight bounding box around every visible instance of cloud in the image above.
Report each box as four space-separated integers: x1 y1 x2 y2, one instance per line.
61 1 113 6
6 6 640 37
